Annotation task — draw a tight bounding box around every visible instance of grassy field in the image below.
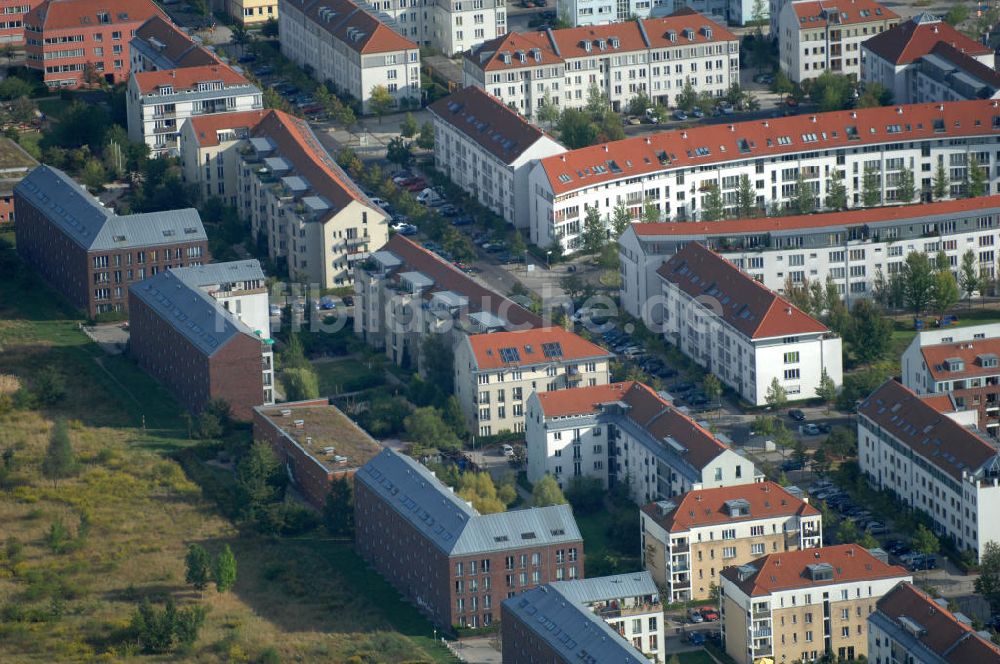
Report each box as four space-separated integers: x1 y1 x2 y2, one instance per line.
313 356 387 395
886 307 1000 365
676 650 718 664
0 232 456 663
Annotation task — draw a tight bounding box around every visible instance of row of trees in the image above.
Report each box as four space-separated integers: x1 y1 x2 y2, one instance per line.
537 86 625 150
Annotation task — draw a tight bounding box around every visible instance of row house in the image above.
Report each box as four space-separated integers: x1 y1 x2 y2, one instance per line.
428 86 566 229
14 164 208 317
463 10 739 120
720 545 911 664
857 379 1000 562
525 381 759 505
658 242 842 406
360 0 506 56
528 100 1000 253
862 14 995 105
25 0 164 88
777 0 898 83
618 196 1000 321
641 482 821 603
279 0 420 114
355 448 584 630
236 109 389 287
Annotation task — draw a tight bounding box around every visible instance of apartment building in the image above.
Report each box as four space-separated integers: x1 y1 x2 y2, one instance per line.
618 196 1000 320
0 0 42 45
128 263 275 420
353 234 542 373
777 0 898 83
658 242 842 405
456 326 613 435
130 15 220 74
355 447 584 630
463 10 739 120
528 100 1000 254
227 0 278 26
126 64 263 157
640 482 821 602
868 582 1000 664
238 109 389 287
857 379 1000 562
253 398 382 509
502 584 649 664
279 0 420 114
526 381 759 504
358 0 506 56
428 86 566 229
179 109 269 206
25 0 164 88
902 323 1000 437
720 545 912 664
14 164 208 317
862 14 994 105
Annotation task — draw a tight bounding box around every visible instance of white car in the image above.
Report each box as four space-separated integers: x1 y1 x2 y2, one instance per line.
416 188 443 206
269 304 281 317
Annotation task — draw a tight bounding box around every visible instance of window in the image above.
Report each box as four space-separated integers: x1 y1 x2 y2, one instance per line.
751 543 765 555
785 369 800 380
722 529 736 540
723 547 736 559
784 351 800 363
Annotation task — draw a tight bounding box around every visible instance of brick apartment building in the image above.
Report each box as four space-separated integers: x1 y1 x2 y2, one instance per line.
253 399 382 509
0 137 38 223
355 448 584 630
25 0 164 88
14 164 208 317
128 264 274 420
0 0 43 45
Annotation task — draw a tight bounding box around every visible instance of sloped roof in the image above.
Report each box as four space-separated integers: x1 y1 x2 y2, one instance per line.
428 86 562 166
131 14 219 69
657 242 829 340
538 100 1000 196
132 63 253 95
14 165 206 252
721 544 909 597
926 42 1000 91
791 0 898 29
535 381 636 417
858 379 1000 481
641 482 819 533
171 260 265 289
285 0 417 54
356 448 582 556
921 337 1000 381
863 14 990 65
467 326 612 371
503 585 648 663
186 109 269 147
550 572 659 605
27 0 164 32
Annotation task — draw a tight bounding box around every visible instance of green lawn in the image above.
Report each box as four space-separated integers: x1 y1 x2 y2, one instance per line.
677 650 718 664
886 307 1000 364
313 356 386 394
576 509 615 561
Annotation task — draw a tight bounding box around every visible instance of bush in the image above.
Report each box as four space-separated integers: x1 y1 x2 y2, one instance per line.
282 367 320 401
564 477 604 515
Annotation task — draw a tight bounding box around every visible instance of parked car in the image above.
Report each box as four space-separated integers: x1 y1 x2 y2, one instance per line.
319 296 340 310
687 631 706 646
416 188 443 206
672 382 695 393
699 607 719 622
269 304 281 317
753 73 774 85
817 422 832 433
781 460 804 472
866 522 888 535
802 423 821 435
691 107 705 118
789 409 806 421
673 109 688 121
689 610 704 624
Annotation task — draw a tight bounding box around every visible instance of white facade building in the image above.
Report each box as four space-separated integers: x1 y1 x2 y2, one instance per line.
525 381 758 504
858 379 1000 562
618 196 1000 320
658 243 842 405
777 0 898 83
560 0 757 28
173 260 274 342
429 86 566 229
126 64 262 157
463 11 739 120
367 0 506 56
528 100 1000 253
279 0 421 113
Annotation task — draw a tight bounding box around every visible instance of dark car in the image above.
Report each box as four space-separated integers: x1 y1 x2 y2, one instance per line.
687 631 706 646
238 54 257 63
781 460 804 472
817 422 832 433
789 409 806 421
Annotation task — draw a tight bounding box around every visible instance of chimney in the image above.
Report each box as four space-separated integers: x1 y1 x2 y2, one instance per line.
645 137 651 144
603 145 608 152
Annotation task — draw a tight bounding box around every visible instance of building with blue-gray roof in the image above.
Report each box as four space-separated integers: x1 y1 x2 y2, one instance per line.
14 164 209 317
354 447 584 630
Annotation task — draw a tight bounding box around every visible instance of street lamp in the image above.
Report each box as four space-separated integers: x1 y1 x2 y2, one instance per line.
546 250 552 270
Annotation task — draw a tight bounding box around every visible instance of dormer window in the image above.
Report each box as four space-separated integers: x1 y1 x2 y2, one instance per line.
979 354 998 369
944 357 965 372
610 37 620 48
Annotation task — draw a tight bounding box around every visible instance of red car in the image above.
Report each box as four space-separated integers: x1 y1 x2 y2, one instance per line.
699 607 720 622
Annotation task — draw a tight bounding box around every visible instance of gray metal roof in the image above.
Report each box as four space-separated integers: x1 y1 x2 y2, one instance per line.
264 156 291 172
503 585 648 664
171 260 265 289
550 572 659 606
140 84 261 105
469 310 507 329
303 195 331 212
372 250 403 269
357 448 582 556
249 136 274 152
282 175 310 193
129 268 260 357
14 165 207 252
400 271 434 290
432 290 469 309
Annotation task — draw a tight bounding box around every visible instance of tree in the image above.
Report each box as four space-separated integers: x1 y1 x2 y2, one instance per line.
184 543 211 592
737 174 757 218
386 136 412 168
417 122 435 150
793 174 815 214
458 472 507 514
772 423 795 460
959 249 982 307
896 166 916 204
847 299 892 364
857 81 892 109
932 268 960 317
862 166 882 207
610 201 631 237
34 366 66 405
816 367 837 406
641 197 660 224
368 85 394 123
702 373 722 415
42 419 77 487
582 205 606 255
262 17 280 38
282 366 319 400
213 544 237 593
322 477 355 537
836 519 859 544
677 81 697 112
812 447 831 477
231 23 250 55
810 71 854 111
903 252 936 314
564 476 604 515
822 169 847 211
944 4 969 26
532 475 567 507
400 112 418 138
235 441 286 516
557 109 598 149
131 598 206 654
404 406 462 453
701 182 725 221
975 541 1000 613
537 90 561 128
765 377 788 411
967 155 987 198
913 524 940 558
933 159 949 200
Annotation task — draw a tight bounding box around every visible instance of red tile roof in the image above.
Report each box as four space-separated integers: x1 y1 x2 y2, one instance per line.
28 0 164 32
468 326 612 371
722 544 909 597
187 110 269 147
132 15 219 68
874 582 1000 662
863 15 990 65
539 100 1000 196
791 0 898 29
657 242 829 340
858 379 1000 481
133 63 250 94
285 0 417 55
535 381 636 417
921 337 1000 382
630 195 1000 238
428 86 561 166
641 482 819 533
920 393 957 414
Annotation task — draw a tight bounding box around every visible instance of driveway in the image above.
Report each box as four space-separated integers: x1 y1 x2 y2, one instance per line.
448 636 501 663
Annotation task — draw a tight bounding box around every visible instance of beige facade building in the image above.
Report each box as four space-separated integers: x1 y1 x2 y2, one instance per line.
721 545 911 664
641 482 822 603
180 109 269 207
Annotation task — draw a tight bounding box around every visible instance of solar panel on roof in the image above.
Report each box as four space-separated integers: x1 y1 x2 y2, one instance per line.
542 342 563 358
499 347 521 363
